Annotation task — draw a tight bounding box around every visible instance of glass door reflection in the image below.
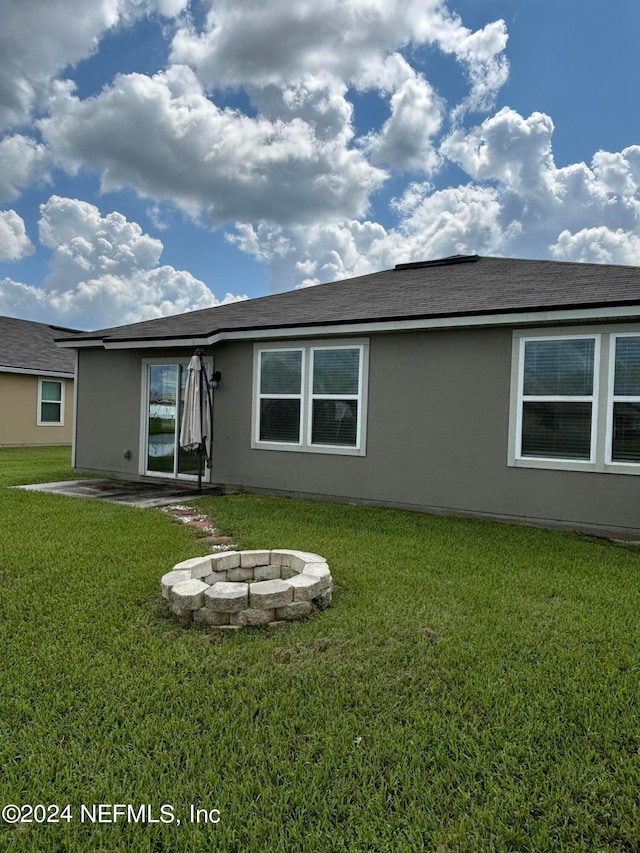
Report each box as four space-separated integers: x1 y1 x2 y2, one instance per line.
146 362 203 478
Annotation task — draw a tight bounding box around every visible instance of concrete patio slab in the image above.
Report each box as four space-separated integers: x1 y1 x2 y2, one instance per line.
15 478 223 508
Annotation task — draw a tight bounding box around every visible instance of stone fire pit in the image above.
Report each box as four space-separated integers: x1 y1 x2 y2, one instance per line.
161 549 332 630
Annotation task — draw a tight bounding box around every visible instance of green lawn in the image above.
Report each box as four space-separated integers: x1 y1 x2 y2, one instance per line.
0 446 639 852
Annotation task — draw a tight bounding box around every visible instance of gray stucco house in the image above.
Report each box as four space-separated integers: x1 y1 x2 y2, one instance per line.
57 255 640 538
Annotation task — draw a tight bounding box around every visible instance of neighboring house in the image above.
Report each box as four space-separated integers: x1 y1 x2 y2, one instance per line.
0 316 77 446
57 255 640 538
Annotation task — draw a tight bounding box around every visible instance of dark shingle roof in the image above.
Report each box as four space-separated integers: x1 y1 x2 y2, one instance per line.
0 316 78 374
57 255 640 346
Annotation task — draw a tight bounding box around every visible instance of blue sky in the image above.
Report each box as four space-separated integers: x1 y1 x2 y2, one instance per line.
1 0 640 330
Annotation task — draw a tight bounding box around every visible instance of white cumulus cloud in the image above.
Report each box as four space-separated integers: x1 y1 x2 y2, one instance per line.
231 106 640 287
441 109 640 261
0 210 34 261
442 108 555 192
442 18 509 114
170 0 508 111
230 219 387 290
361 55 444 173
40 67 386 226
7 0 640 321
168 0 509 175
39 195 163 286
230 182 514 290
2 0 512 243
0 0 189 131
0 196 245 328
0 135 51 202
551 228 640 266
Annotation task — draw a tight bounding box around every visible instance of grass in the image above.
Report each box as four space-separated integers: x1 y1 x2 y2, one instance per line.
0 446 639 851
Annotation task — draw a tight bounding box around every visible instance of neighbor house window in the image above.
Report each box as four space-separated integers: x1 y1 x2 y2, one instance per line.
510 328 640 474
38 379 64 425
254 341 368 455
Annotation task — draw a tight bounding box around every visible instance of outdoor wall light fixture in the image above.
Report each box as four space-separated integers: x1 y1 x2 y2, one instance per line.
194 348 221 389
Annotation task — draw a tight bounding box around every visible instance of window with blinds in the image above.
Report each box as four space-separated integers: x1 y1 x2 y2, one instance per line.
512 329 640 473
258 349 303 444
255 343 367 453
311 348 360 447
611 335 640 463
520 338 596 460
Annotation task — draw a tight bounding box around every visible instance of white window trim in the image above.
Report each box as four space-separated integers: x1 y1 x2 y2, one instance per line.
37 378 64 426
508 324 640 475
252 339 368 456
140 357 213 481
514 333 600 465
605 332 640 468
256 347 305 447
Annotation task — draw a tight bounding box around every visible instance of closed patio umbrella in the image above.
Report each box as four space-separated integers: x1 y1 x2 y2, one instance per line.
180 351 212 489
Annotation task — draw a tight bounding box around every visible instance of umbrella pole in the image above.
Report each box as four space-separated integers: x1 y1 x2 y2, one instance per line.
193 347 214 493
204 363 214 477
196 348 208 492
198 357 204 492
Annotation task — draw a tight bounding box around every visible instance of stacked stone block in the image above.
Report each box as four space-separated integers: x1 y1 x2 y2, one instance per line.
162 549 332 630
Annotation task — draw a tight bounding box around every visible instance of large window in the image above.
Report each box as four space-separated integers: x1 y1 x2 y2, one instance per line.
38 379 64 426
610 335 640 463
519 337 596 461
254 342 368 455
258 349 303 444
510 329 640 474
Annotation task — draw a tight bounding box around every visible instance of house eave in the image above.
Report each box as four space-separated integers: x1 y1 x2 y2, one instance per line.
56 338 108 349
60 303 640 350
0 366 75 378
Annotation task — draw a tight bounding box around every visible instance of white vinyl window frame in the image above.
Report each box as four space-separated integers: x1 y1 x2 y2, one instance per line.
508 324 640 475
605 333 640 468
255 347 305 447
37 378 64 426
514 333 600 466
252 339 369 456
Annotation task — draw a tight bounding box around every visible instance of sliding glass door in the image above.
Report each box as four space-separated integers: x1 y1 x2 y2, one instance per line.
145 361 206 478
